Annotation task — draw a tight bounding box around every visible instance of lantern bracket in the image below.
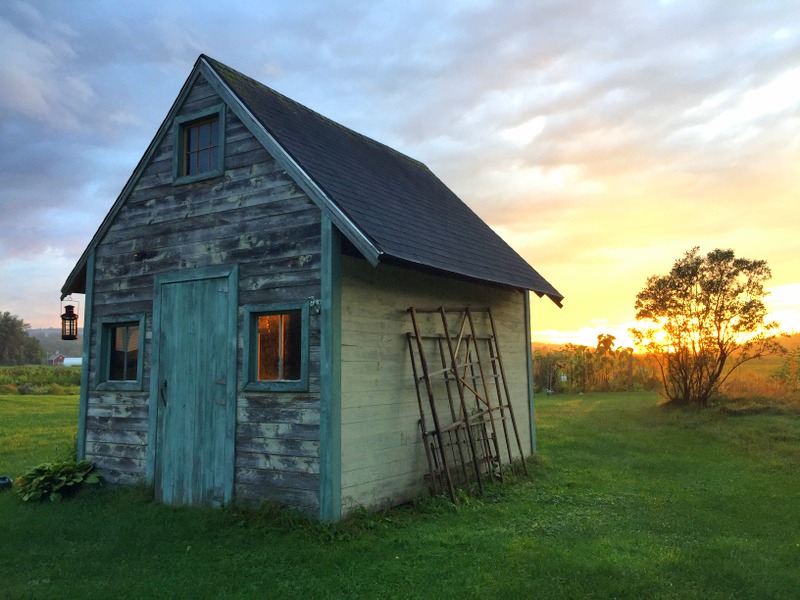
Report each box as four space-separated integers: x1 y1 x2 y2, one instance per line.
307 296 321 315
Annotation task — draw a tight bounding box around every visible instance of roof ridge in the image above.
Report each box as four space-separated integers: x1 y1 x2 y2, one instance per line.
201 55 430 173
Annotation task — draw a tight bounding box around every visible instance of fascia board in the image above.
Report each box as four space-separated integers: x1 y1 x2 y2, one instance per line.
62 63 207 299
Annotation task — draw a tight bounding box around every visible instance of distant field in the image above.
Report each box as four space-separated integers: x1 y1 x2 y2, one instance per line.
0 365 81 395
719 333 800 404
533 333 800 402
533 332 800 356
1 392 799 599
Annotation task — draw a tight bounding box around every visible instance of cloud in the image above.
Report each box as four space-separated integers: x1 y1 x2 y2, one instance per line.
1 0 799 334
0 248 78 328
0 7 89 129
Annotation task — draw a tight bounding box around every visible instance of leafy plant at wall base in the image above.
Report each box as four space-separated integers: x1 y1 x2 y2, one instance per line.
14 460 101 502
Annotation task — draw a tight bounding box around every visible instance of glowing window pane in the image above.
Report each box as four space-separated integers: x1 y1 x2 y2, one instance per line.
256 311 301 381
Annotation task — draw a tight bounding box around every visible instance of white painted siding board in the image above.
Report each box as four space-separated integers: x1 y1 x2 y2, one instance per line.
339 256 532 514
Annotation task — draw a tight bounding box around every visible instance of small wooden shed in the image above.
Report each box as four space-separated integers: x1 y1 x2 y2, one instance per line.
61 55 562 520
47 353 65 366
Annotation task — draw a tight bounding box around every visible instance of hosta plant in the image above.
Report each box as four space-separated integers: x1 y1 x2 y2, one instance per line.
14 460 102 502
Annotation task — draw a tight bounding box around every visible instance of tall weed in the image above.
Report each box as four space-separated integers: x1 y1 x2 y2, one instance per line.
719 370 800 413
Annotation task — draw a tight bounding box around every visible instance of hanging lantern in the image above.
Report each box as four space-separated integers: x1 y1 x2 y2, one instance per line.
61 302 79 341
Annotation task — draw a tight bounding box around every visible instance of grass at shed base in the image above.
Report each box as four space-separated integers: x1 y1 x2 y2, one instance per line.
1 392 799 599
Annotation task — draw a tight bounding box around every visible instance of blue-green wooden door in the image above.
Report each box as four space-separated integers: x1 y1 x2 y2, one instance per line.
153 274 234 506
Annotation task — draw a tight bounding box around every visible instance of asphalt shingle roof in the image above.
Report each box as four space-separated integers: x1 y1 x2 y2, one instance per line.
205 56 563 306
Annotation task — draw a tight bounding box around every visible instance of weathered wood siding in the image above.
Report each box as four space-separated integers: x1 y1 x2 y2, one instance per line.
85 74 323 511
339 255 532 514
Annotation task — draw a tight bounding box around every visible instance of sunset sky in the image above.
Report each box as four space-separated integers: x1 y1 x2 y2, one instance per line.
1 0 798 347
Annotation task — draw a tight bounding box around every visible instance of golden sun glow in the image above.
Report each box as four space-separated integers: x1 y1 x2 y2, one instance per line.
531 283 800 349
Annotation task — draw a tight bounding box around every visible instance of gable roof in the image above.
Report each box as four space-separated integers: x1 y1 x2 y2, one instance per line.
62 55 562 306
203 57 562 305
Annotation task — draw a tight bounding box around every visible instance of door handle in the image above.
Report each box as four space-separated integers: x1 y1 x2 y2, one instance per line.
160 379 168 406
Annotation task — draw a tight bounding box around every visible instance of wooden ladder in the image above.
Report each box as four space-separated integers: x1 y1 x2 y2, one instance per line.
407 307 528 502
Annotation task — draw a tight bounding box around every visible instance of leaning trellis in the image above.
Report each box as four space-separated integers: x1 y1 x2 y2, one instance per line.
407 306 528 503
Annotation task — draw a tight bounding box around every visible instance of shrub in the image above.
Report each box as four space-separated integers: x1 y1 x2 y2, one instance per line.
16 383 34 395
14 460 102 502
17 383 51 395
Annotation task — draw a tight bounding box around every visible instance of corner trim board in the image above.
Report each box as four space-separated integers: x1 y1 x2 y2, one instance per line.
319 217 342 521
524 291 537 454
76 250 95 460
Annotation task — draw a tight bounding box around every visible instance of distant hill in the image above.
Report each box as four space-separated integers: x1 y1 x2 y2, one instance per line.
30 328 84 358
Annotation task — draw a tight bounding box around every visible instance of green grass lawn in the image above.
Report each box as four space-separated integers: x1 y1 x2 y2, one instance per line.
1 391 799 599
0 394 79 477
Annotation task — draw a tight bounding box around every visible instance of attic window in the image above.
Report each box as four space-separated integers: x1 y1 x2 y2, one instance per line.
173 104 226 184
183 118 219 176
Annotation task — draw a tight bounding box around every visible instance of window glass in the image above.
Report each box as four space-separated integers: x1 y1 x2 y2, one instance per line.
185 126 196 154
197 149 210 173
210 120 219 146
109 323 139 381
198 123 210 148
174 105 225 183
183 118 219 176
257 311 302 381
